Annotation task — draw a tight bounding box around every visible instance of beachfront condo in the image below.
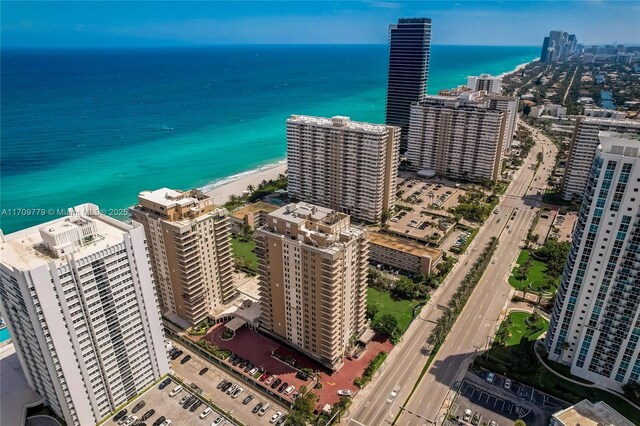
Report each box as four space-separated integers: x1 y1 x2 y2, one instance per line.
130 187 235 326
386 17 432 153
466 74 502 94
254 202 369 371
0 204 169 426
406 92 512 182
562 117 640 201
286 115 400 223
546 132 640 390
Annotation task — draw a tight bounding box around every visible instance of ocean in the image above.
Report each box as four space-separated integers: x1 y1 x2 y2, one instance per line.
1 45 538 233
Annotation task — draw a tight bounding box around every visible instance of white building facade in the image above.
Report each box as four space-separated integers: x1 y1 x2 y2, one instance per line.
407 94 507 182
466 74 502 94
562 117 640 200
0 204 169 426
286 115 400 223
546 133 640 390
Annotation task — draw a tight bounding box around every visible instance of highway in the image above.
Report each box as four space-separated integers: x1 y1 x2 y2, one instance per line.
346 122 557 426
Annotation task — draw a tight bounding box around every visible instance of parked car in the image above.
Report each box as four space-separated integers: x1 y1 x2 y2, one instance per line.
463 409 472 422
152 416 165 426
124 416 138 426
242 395 254 405
190 400 202 412
284 385 295 395
248 367 258 375
200 407 213 419
258 403 271 417
159 420 171 426
221 381 233 392
229 354 238 363
239 359 249 369
159 377 172 389
275 416 286 426
212 415 225 426
232 357 242 366
132 401 146 413
471 412 481 425
260 372 270 381
265 375 276 385
277 382 288 392
231 387 244 399
179 395 189 405
179 355 191 364
244 363 254 373
504 378 512 390
226 384 238 395
141 409 155 421
182 395 196 409
199 367 209 376
270 378 282 389
295 371 309 381
270 412 283 424
114 409 128 421
169 385 182 397
252 402 263 414
486 372 495 383
118 415 130 425
217 380 228 390
170 350 183 360
337 389 352 397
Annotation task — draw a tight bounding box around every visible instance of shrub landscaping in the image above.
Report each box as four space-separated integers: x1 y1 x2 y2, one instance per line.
366 287 418 340
188 318 214 336
508 249 559 294
196 339 232 360
354 351 388 388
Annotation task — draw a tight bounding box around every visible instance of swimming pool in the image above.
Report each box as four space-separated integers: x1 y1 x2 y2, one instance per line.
0 327 10 343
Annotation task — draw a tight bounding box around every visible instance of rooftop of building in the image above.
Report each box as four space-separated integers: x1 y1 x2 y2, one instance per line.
599 131 640 157
582 116 640 127
231 201 279 220
1 204 135 270
270 202 344 225
368 231 443 259
137 187 207 208
287 114 396 134
552 399 633 426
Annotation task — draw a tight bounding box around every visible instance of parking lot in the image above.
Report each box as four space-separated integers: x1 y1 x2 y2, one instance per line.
447 370 565 426
106 376 237 426
170 342 288 426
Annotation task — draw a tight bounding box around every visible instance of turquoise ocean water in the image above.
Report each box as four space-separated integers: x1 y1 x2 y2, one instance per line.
1 45 538 233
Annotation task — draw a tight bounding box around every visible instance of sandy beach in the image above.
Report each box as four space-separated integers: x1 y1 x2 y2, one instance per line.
204 162 288 205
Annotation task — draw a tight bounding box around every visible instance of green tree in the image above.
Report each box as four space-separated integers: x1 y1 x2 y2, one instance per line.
514 420 527 426
373 314 398 338
285 386 317 425
365 304 379 321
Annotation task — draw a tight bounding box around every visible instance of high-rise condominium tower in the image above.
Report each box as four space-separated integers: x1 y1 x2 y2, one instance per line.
286 115 400 223
562 117 640 201
386 17 432 153
0 205 169 426
546 132 640 390
407 93 509 182
130 188 235 325
255 203 368 371
466 74 502 94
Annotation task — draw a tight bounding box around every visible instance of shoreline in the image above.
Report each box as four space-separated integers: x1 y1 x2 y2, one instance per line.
204 57 537 208
203 160 287 206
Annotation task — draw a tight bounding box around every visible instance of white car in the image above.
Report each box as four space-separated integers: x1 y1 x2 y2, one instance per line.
160 420 171 426
248 367 258 375
212 415 225 426
169 385 182 397
486 372 495 383
231 387 243 399
200 407 213 419
463 409 472 422
386 385 400 403
504 378 512 390
270 412 283 424
226 384 238 395
337 389 352 397
123 416 137 426
284 385 295 395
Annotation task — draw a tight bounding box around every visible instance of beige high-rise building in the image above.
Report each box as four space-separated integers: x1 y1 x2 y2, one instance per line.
130 188 234 325
286 115 400 223
255 202 368 371
407 93 508 182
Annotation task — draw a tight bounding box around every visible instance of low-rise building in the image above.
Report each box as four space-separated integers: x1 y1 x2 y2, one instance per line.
368 232 443 275
531 103 567 119
550 400 633 426
584 107 627 119
229 201 279 234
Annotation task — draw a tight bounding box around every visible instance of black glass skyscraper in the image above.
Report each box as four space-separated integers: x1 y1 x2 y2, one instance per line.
385 18 432 154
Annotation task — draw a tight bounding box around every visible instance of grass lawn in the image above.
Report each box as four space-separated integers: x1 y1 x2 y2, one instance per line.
476 312 640 423
231 237 258 270
366 288 417 335
508 250 558 294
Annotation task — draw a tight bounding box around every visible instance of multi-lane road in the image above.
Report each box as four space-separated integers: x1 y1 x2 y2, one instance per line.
347 122 557 426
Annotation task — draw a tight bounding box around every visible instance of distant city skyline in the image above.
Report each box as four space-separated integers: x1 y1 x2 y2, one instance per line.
1 1 639 48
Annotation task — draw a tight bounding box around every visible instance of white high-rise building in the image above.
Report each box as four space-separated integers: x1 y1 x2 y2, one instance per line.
466 74 502 94
562 117 640 200
546 132 640 390
407 93 509 182
0 204 169 426
286 115 400 223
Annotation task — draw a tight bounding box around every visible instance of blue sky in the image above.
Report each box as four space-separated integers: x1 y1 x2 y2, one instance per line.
2 1 639 47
